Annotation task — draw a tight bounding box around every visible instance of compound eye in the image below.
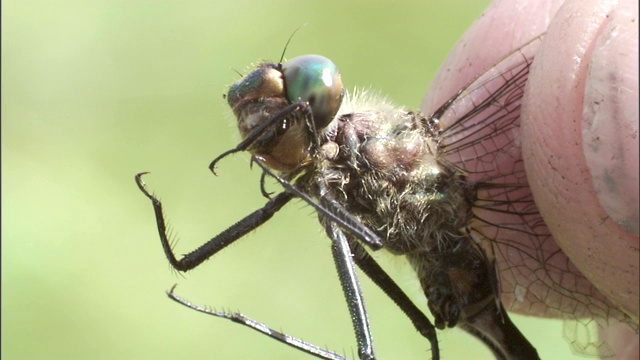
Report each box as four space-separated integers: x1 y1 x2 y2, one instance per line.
282 55 343 129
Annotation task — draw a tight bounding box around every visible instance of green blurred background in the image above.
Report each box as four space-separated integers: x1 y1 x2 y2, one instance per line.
3 1 578 359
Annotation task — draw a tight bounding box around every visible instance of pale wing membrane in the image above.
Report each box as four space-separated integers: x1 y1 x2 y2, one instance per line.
433 36 636 357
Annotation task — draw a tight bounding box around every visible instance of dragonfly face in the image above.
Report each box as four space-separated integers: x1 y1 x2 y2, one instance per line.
226 55 343 172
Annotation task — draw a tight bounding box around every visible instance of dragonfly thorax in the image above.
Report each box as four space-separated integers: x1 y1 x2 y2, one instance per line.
316 98 473 255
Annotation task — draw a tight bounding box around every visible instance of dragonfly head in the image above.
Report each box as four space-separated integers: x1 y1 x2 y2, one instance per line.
226 55 343 172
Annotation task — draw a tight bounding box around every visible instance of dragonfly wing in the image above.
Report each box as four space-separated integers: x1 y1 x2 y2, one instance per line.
431 35 635 356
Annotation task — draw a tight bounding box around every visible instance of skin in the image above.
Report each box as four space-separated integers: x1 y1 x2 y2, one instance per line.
421 0 638 358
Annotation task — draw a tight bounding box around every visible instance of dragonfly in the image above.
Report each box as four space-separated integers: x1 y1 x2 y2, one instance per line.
136 33 635 359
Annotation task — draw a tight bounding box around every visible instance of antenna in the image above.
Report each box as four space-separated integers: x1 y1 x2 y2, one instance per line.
278 24 307 64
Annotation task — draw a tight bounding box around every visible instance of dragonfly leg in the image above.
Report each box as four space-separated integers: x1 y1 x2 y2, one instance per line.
347 239 440 360
324 221 376 360
166 285 349 360
135 172 293 271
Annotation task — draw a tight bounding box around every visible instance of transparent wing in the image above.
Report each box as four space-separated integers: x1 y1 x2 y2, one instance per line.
431 35 636 357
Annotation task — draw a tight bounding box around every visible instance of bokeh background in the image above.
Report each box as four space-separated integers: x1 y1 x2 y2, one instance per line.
3 1 578 359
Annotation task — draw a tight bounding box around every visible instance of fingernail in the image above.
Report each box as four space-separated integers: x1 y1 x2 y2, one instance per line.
582 17 639 236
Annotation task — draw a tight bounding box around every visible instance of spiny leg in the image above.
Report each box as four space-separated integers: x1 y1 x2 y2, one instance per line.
138 172 376 359
347 239 440 360
167 285 349 360
324 221 376 360
135 172 293 271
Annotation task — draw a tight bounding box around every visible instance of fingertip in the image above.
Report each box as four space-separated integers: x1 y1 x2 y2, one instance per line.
522 0 639 322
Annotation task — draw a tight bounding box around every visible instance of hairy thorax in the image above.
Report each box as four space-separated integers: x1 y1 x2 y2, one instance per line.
316 105 473 258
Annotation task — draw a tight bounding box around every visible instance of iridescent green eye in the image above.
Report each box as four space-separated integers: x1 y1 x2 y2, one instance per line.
282 55 344 129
